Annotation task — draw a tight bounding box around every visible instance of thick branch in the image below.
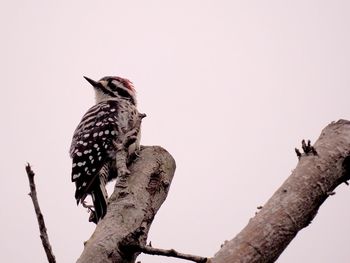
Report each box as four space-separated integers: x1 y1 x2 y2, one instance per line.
211 119 350 263
25 164 56 263
77 146 176 263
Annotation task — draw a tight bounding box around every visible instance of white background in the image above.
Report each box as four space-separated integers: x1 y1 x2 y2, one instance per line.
1 1 350 262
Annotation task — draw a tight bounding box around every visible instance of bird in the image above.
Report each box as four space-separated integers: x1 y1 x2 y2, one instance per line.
69 76 141 223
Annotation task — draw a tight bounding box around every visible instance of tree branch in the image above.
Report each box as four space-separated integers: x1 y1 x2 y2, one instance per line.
211 119 350 263
25 164 56 263
77 146 176 263
128 244 207 263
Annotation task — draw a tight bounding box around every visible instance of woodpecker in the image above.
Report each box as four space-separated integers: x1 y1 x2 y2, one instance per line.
70 76 141 223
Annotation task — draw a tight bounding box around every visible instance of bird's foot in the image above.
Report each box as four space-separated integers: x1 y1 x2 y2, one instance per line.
81 200 94 210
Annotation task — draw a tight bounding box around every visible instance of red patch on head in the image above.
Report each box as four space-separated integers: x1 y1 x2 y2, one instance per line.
113 77 135 92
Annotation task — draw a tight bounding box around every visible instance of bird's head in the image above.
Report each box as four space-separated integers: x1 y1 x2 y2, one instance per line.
83 76 137 105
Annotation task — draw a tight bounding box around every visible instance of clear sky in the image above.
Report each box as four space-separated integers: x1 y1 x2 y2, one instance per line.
2 1 350 262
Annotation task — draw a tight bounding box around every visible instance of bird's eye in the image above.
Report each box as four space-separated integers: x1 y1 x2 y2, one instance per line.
108 80 117 91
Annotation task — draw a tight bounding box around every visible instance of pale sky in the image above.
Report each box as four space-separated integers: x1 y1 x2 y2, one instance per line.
2 1 350 262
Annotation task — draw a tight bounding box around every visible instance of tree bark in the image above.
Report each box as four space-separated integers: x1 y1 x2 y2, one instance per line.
211 119 350 263
77 146 176 263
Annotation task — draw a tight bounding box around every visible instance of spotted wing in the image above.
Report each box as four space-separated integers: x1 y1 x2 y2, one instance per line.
70 100 120 200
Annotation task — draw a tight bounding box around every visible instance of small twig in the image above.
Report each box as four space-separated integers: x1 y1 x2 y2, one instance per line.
301 139 308 153
120 231 207 262
136 244 207 263
295 148 302 159
296 139 317 160
25 163 56 263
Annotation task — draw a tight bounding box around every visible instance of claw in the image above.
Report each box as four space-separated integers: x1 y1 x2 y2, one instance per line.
81 200 94 211
89 212 97 224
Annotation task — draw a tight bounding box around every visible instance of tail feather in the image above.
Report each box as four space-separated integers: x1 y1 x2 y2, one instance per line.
90 179 108 223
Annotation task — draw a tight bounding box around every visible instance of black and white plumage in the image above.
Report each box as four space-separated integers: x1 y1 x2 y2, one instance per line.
70 76 141 223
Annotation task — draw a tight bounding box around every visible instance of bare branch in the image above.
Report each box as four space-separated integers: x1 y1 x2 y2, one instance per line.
119 231 207 263
211 119 350 263
77 146 176 263
127 243 207 263
25 164 56 263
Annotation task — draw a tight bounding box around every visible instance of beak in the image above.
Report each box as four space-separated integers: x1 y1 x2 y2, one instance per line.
83 76 102 90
